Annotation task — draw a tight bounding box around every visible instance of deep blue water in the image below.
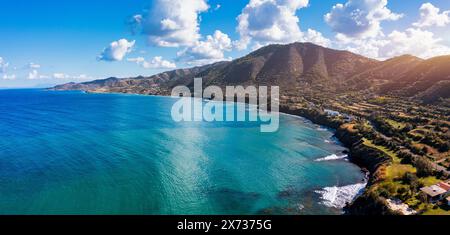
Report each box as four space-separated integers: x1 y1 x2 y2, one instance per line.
0 89 365 215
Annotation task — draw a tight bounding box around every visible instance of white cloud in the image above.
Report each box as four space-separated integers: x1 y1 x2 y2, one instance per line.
304 29 331 47
2 74 16 80
325 0 402 39
0 57 95 82
335 33 387 58
73 74 91 80
127 56 176 69
379 28 450 59
28 62 41 69
98 39 135 61
51 73 94 81
235 0 309 50
331 2 450 59
128 14 143 35
177 30 232 65
28 70 39 80
129 0 209 47
413 3 450 28
27 70 51 80
335 27 450 59
0 57 9 73
53 73 70 79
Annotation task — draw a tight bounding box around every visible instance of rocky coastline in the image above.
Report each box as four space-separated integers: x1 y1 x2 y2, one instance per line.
49 88 399 214
280 105 394 215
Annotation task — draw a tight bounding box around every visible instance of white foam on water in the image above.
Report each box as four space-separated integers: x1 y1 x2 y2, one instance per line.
315 154 348 162
315 183 367 209
316 127 328 131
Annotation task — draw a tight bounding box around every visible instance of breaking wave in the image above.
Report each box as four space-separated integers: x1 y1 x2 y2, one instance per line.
315 183 367 209
315 154 348 162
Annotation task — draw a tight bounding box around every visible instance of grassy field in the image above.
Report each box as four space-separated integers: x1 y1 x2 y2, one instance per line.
363 138 400 163
386 164 416 180
419 176 441 187
423 207 450 215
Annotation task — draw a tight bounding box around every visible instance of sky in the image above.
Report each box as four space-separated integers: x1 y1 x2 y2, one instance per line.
1 0 450 88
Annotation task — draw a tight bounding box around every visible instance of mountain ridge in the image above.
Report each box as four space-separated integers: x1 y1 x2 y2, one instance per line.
51 42 450 104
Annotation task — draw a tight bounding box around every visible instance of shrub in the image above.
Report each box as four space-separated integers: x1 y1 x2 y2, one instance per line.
377 188 390 198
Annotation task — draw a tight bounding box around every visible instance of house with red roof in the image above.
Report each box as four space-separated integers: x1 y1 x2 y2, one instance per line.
420 181 450 203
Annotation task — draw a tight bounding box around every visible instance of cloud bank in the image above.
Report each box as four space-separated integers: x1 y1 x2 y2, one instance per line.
95 0 450 71
327 0 450 59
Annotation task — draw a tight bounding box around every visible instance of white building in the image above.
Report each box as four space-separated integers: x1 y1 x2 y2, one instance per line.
324 109 340 117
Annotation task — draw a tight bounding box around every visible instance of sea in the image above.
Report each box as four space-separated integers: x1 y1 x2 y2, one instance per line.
0 89 366 215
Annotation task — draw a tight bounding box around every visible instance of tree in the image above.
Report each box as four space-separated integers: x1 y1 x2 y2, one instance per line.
422 146 428 154
414 157 435 177
402 173 422 192
418 192 428 203
402 124 413 132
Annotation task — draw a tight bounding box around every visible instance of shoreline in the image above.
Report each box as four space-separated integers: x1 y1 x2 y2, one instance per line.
47 88 374 213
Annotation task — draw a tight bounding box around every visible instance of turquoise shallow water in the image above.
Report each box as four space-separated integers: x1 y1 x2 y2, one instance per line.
0 89 365 215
